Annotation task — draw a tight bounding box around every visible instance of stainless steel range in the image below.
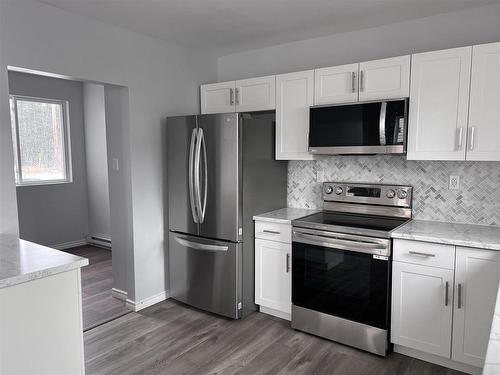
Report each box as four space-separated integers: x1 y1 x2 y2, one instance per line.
291 182 413 356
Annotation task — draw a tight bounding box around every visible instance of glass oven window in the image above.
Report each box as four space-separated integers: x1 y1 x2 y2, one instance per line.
292 241 390 329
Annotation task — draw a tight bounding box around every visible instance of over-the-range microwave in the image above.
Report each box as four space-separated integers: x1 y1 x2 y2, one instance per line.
308 98 408 155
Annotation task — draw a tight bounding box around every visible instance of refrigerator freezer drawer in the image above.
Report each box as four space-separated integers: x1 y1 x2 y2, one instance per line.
169 232 241 319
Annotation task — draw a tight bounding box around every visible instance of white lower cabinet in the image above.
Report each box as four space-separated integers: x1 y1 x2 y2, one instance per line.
392 240 500 371
391 261 454 357
254 238 291 319
452 247 500 367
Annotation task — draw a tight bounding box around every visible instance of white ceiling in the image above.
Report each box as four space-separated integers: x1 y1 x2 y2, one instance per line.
37 0 500 55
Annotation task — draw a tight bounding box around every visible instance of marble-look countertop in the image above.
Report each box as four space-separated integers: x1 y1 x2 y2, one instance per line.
0 234 88 289
483 281 500 375
391 220 500 251
253 207 319 224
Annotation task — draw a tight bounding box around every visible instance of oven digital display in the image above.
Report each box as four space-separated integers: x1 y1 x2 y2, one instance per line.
346 186 381 198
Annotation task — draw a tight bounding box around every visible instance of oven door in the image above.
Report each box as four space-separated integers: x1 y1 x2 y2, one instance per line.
292 227 391 330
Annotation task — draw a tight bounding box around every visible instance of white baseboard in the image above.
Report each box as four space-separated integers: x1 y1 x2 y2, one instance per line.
125 291 168 312
394 345 482 375
259 305 291 321
52 239 87 250
111 288 128 301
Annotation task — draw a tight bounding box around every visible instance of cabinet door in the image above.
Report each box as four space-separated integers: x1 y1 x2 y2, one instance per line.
391 261 453 358
467 42 500 161
314 63 359 105
235 75 275 112
254 239 291 314
407 47 472 160
276 70 314 160
452 247 500 367
358 55 410 101
200 81 235 114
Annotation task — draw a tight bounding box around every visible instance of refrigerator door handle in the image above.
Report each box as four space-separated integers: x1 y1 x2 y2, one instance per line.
194 128 203 223
188 127 198 223
200 129 208 223
174 236 229 252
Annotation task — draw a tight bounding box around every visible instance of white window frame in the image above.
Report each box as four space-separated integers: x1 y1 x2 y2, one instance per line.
10 95 73 186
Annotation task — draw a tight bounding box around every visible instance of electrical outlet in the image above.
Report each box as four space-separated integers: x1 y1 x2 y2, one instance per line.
449 175 460 190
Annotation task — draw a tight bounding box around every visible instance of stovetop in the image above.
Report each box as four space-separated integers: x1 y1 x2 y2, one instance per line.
292 211 411 238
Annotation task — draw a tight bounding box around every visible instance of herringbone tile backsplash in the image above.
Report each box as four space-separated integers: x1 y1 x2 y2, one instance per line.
288 156 500 226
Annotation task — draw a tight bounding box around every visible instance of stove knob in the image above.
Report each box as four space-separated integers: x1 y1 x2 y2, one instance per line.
334 186 343 195
386 189 396 199
324 185 333 194
397 189 408 199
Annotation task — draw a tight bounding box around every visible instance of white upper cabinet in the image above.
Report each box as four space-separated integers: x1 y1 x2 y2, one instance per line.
467 42 500 161
235 75 275 112
407 47 472 160
452 247 500 367
276 70 315 160
358 55 410 101
201 76 276 114
314 63 358 105
200 81 236 114
391 261 454 358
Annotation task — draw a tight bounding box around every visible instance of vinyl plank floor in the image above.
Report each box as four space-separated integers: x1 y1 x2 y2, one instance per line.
65 245 130 331
84 300 467 375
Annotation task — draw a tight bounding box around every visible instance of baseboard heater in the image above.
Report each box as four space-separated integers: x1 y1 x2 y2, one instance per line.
87 235 112 249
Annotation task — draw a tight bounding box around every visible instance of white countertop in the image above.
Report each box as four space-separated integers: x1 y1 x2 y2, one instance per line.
0 234 89 289
253 207 319 224
391 220 500 251
483 281 500 375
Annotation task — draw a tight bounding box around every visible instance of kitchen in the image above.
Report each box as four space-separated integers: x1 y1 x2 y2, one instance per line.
1 1 500 374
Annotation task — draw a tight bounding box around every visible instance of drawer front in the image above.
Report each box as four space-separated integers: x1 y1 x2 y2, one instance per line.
393 239 455 269
255 220 291 244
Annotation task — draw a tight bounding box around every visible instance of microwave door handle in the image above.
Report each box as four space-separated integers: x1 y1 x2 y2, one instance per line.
379 102 387 146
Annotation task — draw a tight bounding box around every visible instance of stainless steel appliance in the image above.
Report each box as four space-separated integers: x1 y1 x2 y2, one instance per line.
309 98 408 155
291 182 413 356
167 112 287 319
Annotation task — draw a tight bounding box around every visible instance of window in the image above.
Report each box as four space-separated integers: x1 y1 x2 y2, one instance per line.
10 95 72 185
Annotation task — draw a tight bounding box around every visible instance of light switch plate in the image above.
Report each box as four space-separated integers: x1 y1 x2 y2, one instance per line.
112 158 120 172
449 175 460 190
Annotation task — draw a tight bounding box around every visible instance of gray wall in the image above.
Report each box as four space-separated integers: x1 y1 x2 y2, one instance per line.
0 0 217 303
104 84 133 296
83 82 111 241
217 3 500 80
8 71 89 246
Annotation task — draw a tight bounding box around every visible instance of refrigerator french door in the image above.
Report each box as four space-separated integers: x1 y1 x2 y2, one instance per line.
167 113 242 319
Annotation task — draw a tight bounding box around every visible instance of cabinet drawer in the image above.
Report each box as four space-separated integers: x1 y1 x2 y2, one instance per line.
393 239 455 269
255 220 291 244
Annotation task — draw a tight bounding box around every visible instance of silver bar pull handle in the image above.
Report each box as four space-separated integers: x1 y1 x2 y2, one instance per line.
286 253 290 273
263 229 280 235
409 251 436 257
351 72 356 93
445 281 449 306
457 127 464 150
229 88 234 106
469 127 476 151
458 283 462 309
235 87 240 105
200 129 208 223
188 128 198 223
194 128 203 223
379 102 387 146
175 237 228 252
360 70 364 92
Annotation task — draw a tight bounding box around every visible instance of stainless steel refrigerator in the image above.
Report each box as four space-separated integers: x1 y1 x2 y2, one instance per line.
167 112 287 319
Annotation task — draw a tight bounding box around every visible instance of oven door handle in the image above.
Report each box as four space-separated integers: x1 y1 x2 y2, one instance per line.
293 231 390 256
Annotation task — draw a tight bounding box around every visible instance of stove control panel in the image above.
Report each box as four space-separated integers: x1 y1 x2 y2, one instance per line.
323 182 412 208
